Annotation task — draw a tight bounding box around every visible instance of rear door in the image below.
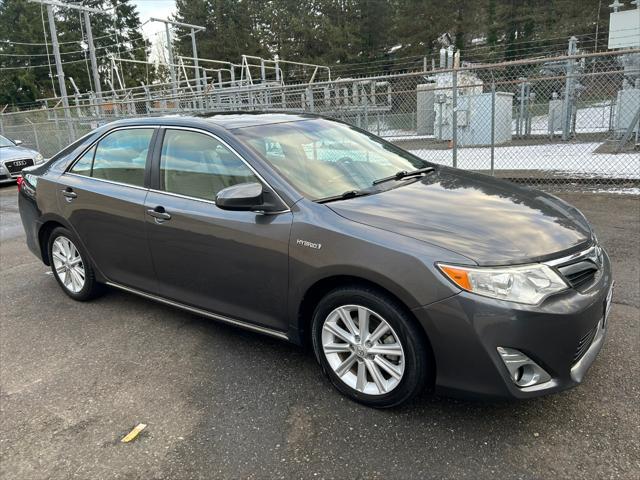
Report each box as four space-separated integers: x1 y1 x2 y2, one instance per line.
59 127 158 292
145 127 292 331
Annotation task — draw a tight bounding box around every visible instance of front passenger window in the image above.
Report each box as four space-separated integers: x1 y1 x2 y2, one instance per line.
160 130 259 202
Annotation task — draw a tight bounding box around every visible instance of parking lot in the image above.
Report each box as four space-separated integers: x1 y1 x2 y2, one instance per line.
0 183 638 479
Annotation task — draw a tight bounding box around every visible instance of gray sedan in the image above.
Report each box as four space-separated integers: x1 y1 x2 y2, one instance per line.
0 135 45 184
17 113 613 408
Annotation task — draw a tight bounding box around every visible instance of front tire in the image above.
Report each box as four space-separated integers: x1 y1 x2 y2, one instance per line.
311 285 432 408
48 227 102 301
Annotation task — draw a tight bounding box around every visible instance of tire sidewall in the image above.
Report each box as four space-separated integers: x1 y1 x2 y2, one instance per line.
311 287 428 408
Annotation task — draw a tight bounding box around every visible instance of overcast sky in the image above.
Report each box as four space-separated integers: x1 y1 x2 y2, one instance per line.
133 0 177 40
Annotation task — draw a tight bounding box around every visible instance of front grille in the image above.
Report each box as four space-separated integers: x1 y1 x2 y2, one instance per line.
558 260 599 289
4 158 33 174
550 245 603 291
573 324 598 363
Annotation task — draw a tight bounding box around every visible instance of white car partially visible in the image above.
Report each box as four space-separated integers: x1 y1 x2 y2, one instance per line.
0 135 45 184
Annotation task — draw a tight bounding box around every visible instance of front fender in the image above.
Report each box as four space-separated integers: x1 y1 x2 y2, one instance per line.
287 201 468 342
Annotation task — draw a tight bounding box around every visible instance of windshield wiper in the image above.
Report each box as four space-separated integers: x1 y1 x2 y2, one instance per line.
372 167 435 186
315 189 373 204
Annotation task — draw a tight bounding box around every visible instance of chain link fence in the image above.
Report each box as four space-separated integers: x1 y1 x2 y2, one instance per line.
1 49 639 188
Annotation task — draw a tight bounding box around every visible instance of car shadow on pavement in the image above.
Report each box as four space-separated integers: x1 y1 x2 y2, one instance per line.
95 287 584 473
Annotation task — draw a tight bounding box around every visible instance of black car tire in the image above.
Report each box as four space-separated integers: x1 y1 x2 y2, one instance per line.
311 285 432 408
48 226 102 301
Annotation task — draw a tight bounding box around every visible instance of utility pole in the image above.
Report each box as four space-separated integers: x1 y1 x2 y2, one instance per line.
150 18 205 99
191 29 201 96
84 10 102 104
165 22 177 96
44 3 69 112
594 0 602 52
28 1 107 109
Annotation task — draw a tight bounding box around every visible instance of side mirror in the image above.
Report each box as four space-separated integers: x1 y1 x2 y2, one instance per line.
215 182 267 212
13 139 23 146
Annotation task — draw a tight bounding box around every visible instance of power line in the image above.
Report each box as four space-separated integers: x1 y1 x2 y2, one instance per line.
0 32 114 46
0 29 167 57
0 31 191 71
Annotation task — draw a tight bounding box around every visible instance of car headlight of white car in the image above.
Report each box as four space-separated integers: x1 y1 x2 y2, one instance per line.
437 263 569 305
34 153 44 164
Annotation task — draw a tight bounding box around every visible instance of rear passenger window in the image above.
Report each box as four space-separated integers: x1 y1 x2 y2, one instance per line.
69 129 153 187
160 129 259 201
92 129 153 187
70 146 95 176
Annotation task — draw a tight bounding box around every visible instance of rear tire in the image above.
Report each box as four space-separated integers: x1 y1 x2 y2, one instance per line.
311 285 432 408
48 227 102 301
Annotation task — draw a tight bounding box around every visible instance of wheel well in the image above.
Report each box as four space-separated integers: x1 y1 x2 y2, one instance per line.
297 275 436 388
298 275 431 349
38 221 64 266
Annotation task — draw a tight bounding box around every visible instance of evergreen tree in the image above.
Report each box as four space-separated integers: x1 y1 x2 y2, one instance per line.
1 0 610 107
0 0 150 106
173 0 265 66
56 0 150 93
0 0 56 105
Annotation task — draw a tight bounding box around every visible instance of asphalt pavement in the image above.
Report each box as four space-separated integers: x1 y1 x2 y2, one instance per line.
0 184 638 479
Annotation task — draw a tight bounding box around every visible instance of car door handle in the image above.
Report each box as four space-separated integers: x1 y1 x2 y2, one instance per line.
147 207 171 222
61 188 77 199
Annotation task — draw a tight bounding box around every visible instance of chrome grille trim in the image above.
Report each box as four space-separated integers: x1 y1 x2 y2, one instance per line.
544 244 599 267
545 244 602 290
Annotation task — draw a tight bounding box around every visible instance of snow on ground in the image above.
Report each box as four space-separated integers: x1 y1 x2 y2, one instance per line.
526 103 613 135
384 133 434 141
589 187 640 195
409 142 640 178
376 102 615 139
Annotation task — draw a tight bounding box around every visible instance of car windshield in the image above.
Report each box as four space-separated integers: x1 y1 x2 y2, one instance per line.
0 135 16 148
234 119 429 201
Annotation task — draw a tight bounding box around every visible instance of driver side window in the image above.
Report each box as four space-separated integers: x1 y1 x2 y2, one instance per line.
160 130 259 202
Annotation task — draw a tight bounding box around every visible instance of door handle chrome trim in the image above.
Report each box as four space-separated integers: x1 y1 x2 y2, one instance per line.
146 208 171 221
61 189 77 199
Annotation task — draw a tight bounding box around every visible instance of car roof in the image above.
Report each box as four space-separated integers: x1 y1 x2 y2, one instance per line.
109 112 321 131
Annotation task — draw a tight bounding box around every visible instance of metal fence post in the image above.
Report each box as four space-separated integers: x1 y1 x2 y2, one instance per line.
1 49 638 186
490 82 496 176
452 68 458 168
32 121 41 152
306 87 315 113
562 36 578 141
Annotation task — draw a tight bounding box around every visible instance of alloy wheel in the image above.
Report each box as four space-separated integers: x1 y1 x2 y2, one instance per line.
321 305 405 395
52 236 86 294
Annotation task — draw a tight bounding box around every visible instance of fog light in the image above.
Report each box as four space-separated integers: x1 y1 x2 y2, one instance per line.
497 347 552 388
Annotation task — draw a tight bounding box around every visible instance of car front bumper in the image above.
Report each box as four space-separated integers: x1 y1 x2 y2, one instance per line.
413 250 613 399
0 173 18 184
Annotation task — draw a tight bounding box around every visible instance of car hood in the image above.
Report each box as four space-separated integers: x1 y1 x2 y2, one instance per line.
0 146 38 161
327 167 592 265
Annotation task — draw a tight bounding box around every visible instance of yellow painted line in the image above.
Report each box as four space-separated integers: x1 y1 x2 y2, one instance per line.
121 423 147 443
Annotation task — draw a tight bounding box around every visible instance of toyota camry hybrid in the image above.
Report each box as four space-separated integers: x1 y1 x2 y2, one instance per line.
18 113 613 408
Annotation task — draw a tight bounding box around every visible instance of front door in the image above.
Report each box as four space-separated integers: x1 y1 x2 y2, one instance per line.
145 128 292 331
59 127 158 292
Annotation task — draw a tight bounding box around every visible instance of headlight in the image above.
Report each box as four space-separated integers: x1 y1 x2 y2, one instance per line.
34 153 44 164
437 263 568 305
